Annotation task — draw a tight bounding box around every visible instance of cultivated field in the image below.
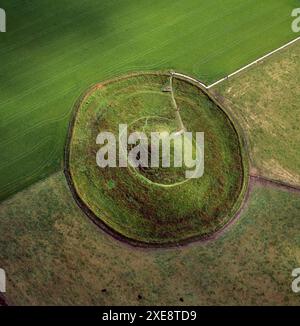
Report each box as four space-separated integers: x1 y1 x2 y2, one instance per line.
0 0 298 201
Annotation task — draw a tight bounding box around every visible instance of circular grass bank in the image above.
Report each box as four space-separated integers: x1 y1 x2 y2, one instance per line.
65 72 249 246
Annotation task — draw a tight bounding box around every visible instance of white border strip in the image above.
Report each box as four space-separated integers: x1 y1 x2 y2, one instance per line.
174 36 300 89
172 72 208 89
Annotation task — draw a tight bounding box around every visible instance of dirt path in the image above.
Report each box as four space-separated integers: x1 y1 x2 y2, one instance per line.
169 72 185 132
250 174 300 194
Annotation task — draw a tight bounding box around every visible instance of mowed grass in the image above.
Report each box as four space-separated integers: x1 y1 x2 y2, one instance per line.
0 0 298 201
69 74 245 243
0 172 299 305
212 41 300 186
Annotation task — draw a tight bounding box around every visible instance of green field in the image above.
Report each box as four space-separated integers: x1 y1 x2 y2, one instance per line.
68 73 246 244
0 0 298 201
0 0 300 306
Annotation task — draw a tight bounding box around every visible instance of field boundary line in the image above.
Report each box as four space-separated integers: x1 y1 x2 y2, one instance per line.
175 36 300 89
207 36 300 88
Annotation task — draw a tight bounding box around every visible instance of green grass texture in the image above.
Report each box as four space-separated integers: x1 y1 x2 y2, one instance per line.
0 0 298 200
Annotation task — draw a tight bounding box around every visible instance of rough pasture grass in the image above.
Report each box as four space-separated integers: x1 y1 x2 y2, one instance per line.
0 0 298 200
0 172 299 305
213 41 300 186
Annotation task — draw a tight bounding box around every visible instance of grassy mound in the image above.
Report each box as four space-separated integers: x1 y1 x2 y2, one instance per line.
67 73 247 245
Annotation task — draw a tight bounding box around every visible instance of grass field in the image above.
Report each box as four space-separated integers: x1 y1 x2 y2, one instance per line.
213 41 300 186
68 73 246 244
1 0 300 307
0 0 298 201
0 172 299 305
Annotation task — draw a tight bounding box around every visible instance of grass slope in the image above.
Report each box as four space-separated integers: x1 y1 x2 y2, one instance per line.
213 41 300 186
0 0 298 200
0 172 299 305
68 73 245 244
